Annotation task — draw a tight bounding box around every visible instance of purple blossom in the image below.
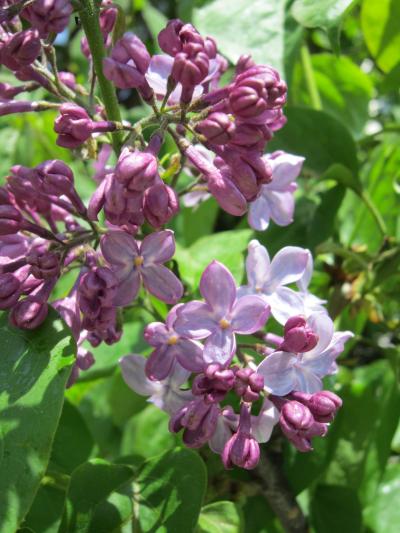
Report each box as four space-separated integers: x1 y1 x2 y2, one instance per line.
238 240 309 324
174 260 270 366
22 0 72 37
257 313 353 395
144 304 204 381
248 152 304 231
100 229 183 306
222 403 260 469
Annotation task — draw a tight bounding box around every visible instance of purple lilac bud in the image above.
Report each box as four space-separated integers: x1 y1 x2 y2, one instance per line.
0 29 41 71
58 71 77 90
103 32 153 100
169 398 219 448
0 100 39 117
54 104 94 149
158 20 203 56
234 367 264 402
27 245 61 280
0 204 22 235
81 4 117 57
235 54 256 76
78 266 118 317
229 122 272 151
281 316 319 353
290 391 342 423
115 148 158 193
229 65 287 119
171 50 209 103
204 37 217 59
222 404 260 470
22 0 73 37
279 400 328 452
192 363 235 403
195 113 236 144
9 278 56 330
0 266 30 309
143 181 179 228
0 82 27 99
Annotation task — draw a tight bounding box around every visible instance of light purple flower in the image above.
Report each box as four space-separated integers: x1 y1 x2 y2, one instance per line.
120 353 193 414
296 250 327 316
145 54 219 104
174 260 270 366
257 313 353 395
100 229 183 306
248 152 304 231
144 304 204 381
238 239 309 324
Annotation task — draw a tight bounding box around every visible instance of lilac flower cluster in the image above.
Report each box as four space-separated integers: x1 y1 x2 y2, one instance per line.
0 6 352 467
121 242 352 469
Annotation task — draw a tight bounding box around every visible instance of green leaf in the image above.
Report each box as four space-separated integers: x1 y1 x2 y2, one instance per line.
267 107 358 176
364 463 400 533
0 310 75 532
291 0 357 29
361 0 400 73
136 448 207 532
310 485 362 533
63 459 135 532
50 400 95 474
292 54 373 137
21 481 67 533
142 2 167 51
193 0 286 73
175 229 253 289
197 501 243 533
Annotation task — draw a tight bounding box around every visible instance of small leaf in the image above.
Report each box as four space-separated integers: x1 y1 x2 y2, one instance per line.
310 485 362 533
197 501 243 533
291 0 358 29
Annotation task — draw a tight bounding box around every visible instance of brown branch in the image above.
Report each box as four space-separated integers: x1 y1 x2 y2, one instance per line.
253 446 308 533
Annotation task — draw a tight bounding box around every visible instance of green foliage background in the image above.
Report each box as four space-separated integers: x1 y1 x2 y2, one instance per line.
1 0 400 531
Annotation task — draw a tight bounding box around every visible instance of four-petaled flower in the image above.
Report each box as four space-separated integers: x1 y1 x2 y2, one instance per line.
100 229 183 306
174 260 270 366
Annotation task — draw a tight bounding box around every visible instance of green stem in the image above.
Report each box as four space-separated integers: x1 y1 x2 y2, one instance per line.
78 0 123 153
360 191 387 238
300 45 322 111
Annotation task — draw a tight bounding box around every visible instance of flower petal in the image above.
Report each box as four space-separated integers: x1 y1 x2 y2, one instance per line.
145 54 173 95
203 329 236 366
174 301 216 339
141 229 176 264
113 270 141 306
297 250 313 292
120 354 159 396
231 295 270 334
265 286 305 325
145 345 175 381
293 366 323 393
266 246 309 291
175 339 204 372
144 322 170 347
306 313 334 357
245 239 271 289
257 351 298 396
267 153 304 190
199 260 237 317
267 190 295 226
101 230 139 266
248 194 271 231
252 399 279 443
141 264 183 304
169 361 192 387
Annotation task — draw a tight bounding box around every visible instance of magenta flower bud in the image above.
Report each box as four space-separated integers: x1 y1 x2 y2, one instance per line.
115 148 158 193
229 123 272 150
169 398 219 448
54 104 94 149
235 54 256 76
22 0 72 37
27 246 61 279
195 113 236 144
0 272 23 309
234 367 264 402
158 19 185 56
281 316 319 353
172 50 209 88
294 391 342 423
1 29 41 71
222 404 260 470
0 100 38 117
0 204 22 235
0 82 26 99
81 4 118 57
77 347 95 371
58 71 77 90
204 37 217 59
78 266 118 316
103 32 152 99
10 295 48 330
143 182 179 228
280 400 314 435
193 364 235 403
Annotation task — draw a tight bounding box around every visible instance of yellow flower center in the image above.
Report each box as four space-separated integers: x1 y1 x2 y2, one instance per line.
134 255 144 267
219 318 230 329
167 335 179 345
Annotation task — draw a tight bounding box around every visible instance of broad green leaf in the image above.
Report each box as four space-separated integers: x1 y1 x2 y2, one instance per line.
242 495 283 533
267 107 358 176
310 485 362 533
121 405 176 459
136 448 207 532
50 400 95 474
292 54 373 137
21 481 67 533
176 229 253 289
292 0 357 28
197 501 243 533
364 463 400 533
175 199 219 247
142 2 167 51
109 371 147 427
307 184 346 251
0 310 75 532
193 0 286 73
361 0 400 73
62 459 135 532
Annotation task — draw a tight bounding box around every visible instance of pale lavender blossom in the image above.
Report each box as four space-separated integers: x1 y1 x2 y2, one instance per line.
120 353 193 414
238 239 309 324
100 229 183 306
174 260 270 366
248 152 304 231
144 304 204 381
296 250 327 316
257 313 353 395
